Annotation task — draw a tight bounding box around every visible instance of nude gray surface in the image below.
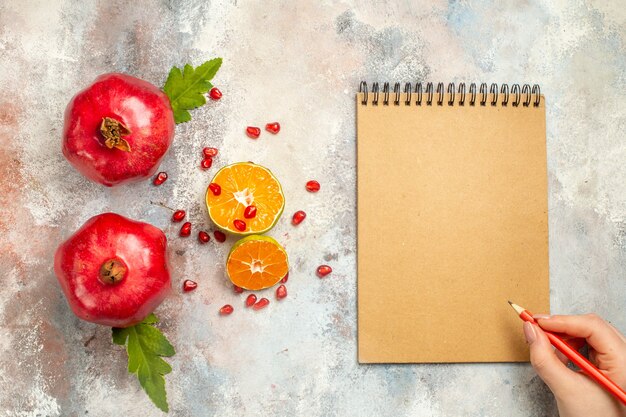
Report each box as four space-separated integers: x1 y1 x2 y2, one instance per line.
0 1 624 416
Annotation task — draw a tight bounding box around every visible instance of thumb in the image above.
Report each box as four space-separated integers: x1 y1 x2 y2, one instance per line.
525 322 575 395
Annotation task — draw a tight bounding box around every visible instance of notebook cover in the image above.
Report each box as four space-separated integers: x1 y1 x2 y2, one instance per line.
357 92 549 363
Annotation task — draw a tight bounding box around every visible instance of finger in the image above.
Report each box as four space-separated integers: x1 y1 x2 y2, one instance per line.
534 314 625 354
607 322 626 344
525 322 575 394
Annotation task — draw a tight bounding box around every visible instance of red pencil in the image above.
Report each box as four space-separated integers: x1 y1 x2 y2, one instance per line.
508 301 626 406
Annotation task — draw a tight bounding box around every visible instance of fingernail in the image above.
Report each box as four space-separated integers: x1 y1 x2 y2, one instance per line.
533 314 551 320
523 322 537 344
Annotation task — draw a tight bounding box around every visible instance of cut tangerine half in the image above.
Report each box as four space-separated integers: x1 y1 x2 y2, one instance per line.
226 235 289 290
206 162 285 235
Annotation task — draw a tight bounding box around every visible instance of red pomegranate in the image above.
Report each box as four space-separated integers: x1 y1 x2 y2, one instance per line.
54 213 171 327
62 73 175 186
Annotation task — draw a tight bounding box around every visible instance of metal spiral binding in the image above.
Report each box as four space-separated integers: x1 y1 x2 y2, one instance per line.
359 82 541 107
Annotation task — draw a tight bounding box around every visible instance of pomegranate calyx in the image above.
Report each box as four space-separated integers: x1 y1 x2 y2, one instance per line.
100 117 132 152
99 257 127 285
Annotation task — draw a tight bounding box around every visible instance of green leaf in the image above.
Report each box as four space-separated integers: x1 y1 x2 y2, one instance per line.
112 314 175 413
141 313 159 324
163 58 222 124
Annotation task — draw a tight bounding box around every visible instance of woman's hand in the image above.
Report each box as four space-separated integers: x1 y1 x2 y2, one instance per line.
524 313 626 417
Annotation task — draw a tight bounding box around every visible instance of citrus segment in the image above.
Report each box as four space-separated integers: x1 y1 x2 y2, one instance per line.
226 235 289 291
206 162 285 235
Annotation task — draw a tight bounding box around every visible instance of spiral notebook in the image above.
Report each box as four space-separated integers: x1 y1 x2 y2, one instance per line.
357 82 549 363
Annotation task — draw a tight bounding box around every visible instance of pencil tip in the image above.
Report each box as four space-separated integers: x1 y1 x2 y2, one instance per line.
507 300 513 305
508 301 525 315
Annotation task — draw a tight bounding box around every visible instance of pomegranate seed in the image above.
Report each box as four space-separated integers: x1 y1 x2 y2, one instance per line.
172 210 186 222
306 180 320 192
209 87 222 100
233 285 244 293
201 157 213 170
276 284 287 299
214 230 226 242
153 172 168 186
280 272 289 283
233 219 246 231
292 210 306 225
203 147 218 158
265 122 280 134
208 183 221 196
182 280 197 292
317 265 332 278
253 298 270 310
219 304 234 315
246 126 261 139
245 294 257 307
198 231 210 243
180 222 192 237
244 205 257 219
